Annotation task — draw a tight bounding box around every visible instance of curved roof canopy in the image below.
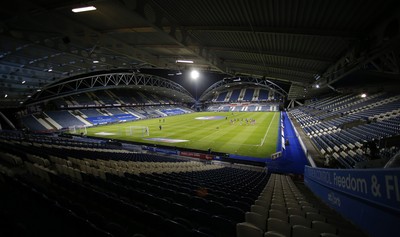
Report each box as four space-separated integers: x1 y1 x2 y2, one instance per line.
24 71 195 105
1 0 400 108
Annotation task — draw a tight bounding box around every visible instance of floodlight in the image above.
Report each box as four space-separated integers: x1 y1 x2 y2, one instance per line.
72 6 96 13
361 93 367 98
191 70 199 80
176 60 194 64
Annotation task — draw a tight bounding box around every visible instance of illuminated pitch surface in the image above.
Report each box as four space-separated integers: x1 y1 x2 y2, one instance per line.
85 112 280 158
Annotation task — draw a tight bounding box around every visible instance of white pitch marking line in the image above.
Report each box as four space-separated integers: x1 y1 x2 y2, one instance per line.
259 112 277 146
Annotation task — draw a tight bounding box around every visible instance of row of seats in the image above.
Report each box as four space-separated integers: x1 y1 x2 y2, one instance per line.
0 137 269 236
289 93 400 168
0 131 114 149
55 89 176 107
236 174 366 237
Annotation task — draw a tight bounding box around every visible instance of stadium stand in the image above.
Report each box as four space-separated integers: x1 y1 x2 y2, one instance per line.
93 90 117 105
0 134 272 237
71 93 97 106
206 103 280 112
230 89 241 102
215 91 228 102
111 90 138 104
105 108 126 115
243 89 255 102
80 109 106 117
20 104 192 131
258 90 269 101
0 132 368 237
45 111 87 129
288 92 400 168
21 115 49 131
2 2 400 237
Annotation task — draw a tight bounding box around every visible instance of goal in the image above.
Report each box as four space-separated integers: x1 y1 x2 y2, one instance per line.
125 126 149 137
68 125 87 135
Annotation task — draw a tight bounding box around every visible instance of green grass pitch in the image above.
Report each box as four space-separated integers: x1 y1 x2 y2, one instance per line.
85 112 280 158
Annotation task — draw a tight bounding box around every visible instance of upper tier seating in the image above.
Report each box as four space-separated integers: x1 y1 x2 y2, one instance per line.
216 91 228 102
243 89 255 101
21 115 48 131
80 109 105 117
45 111 86 129
207 103 280 112
230 89 241 101
258 90 269 101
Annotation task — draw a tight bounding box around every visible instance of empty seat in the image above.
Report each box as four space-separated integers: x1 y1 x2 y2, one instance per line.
306 212 326 222
268 209 288 222
270 203 286 213
164 219 191 237
236 222 263 237
255 200 269 208
320 233 340 237
267 218 291 237
292 225 319 237
287 207 303 216
264 231 287 237
289 215 311 227
251 205 268 217
224 206 245 222
210 215 236 236
302 206 318 213
245 212 267 232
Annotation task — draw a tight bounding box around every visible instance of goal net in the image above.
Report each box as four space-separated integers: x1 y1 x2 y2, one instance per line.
125 126 149 137
68 125 87 135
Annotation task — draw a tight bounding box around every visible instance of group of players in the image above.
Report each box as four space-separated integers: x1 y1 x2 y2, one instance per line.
229 117 256 125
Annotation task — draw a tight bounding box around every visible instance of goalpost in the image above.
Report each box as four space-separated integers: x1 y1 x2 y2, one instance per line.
124 126 150 137
68 125 87 135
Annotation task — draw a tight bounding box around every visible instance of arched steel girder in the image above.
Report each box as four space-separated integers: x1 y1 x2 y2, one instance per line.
25 72 195 105
199 76 288 101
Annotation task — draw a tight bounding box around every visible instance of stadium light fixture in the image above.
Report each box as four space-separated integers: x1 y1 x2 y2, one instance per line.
361 93 367 98
72 6 97 13
190 69 199 80
176 60 194 64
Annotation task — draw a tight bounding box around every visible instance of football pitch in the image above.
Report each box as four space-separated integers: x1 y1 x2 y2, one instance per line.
85 112 280 158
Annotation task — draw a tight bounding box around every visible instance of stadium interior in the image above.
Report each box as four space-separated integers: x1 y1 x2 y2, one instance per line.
0 0 399 237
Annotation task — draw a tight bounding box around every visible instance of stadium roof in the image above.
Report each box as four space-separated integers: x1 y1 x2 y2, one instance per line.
1 0 400 108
